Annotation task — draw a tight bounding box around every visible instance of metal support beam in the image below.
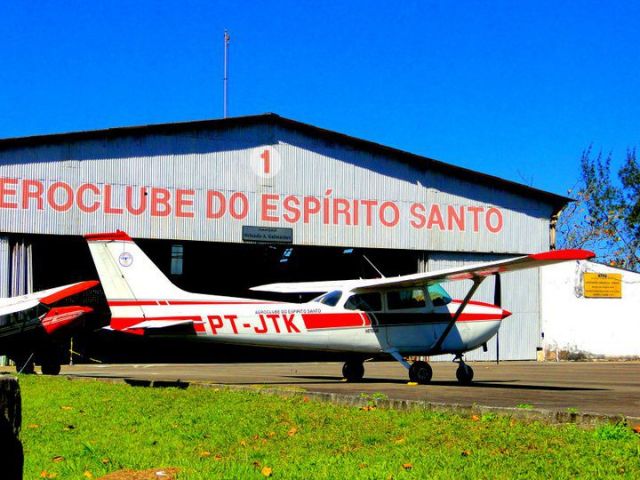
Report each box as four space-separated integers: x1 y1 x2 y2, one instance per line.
0 236 9 298
387 349 412 370
428 276 485 354
0 236 8 366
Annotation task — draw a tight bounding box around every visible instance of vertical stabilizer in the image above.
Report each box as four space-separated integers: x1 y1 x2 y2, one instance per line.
84 231 185 301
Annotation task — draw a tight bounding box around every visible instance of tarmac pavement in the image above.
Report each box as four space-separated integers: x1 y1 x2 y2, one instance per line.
7 360 638 419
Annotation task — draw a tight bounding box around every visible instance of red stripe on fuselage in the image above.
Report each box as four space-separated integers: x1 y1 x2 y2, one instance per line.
302 313 370 330
108 299 278 307
109 300 159 306
302 311 501 330
455 313 503 322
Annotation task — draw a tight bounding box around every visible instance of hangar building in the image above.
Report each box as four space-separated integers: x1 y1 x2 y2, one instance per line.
0 114 569 361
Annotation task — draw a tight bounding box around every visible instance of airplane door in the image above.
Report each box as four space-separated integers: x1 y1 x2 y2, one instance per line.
383 288 434 350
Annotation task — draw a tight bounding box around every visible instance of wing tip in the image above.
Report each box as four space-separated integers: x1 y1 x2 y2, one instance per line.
40 280 100 305
529 249 596 262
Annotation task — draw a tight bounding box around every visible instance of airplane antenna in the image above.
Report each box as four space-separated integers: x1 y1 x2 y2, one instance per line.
223 30 230 118
363 255 385 278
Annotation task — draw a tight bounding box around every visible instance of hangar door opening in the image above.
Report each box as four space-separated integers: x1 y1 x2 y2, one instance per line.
140 239 426 300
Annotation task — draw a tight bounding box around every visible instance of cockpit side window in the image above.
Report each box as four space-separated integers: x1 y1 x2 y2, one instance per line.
344 293 382 311
387 288 427 310
316 290 342 307
427 284 452 306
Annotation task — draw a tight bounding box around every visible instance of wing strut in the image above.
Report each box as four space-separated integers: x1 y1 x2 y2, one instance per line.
428 276 486 354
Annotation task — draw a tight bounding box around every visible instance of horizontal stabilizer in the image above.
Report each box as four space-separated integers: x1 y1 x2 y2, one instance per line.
124 319 195 330
41 306 93 334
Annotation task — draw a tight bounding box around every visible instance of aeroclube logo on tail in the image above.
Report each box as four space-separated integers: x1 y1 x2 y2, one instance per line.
118 252 133 267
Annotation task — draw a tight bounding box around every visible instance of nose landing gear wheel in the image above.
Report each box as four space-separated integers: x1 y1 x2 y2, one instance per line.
342 360 365 382
41 360 61 376
409 361 432 384
456 363 474 385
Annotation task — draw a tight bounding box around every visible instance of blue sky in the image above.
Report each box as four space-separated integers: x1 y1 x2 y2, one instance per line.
1 1 638 196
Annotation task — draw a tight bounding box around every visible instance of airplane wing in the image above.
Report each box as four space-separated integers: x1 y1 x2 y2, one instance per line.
251 249 595 293
0 298 41 316
250 280 360 294
0 281 99 317
38 281 100 305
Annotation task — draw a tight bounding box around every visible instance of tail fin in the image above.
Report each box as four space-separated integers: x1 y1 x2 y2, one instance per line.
84 231 185 301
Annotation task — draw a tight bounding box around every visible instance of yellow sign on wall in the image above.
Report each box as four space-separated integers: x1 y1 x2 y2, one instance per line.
584 273 622 298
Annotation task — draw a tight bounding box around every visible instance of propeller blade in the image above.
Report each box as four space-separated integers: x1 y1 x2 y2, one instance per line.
494 273 502 308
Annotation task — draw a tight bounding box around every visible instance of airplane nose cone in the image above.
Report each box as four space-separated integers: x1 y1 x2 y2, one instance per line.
501 308 512 319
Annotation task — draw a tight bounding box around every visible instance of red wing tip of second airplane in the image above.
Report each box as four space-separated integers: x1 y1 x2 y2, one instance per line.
40 280 100 305
529 249 596 262
84 230 133 242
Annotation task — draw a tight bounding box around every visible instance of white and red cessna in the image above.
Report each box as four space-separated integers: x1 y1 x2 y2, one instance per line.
0 281 98 374
85 231 594 384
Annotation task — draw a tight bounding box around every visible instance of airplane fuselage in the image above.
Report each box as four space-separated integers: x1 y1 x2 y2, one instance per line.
85 230 592 384
108 294 504 357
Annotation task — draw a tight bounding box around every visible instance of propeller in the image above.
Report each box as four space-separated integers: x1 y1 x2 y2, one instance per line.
493 273 502 308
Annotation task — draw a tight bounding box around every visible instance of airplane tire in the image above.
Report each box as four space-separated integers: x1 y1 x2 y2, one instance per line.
456 364 474 385
14 356 35 375
41 361 61 376
409 361 432 384
342 361 365 382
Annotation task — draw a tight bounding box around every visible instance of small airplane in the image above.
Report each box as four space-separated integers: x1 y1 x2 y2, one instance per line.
0 281 98 374
85 231 594 384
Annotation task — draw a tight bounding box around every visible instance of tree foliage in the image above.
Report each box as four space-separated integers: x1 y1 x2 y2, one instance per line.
558 147 640 271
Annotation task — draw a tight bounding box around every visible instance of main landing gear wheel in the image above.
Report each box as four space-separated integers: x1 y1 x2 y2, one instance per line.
456 363 474 385
342 360 365 382
41 360 61 376
409 361 433 384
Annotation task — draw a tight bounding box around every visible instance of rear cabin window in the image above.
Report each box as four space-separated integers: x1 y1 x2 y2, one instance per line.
387 288 427 310
344 293 382 311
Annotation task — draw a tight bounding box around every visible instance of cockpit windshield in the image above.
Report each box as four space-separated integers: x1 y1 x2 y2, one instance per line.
311 290 343 307
427 283 452 306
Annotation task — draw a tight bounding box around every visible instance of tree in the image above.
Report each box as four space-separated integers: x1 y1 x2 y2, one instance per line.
558 147 640 271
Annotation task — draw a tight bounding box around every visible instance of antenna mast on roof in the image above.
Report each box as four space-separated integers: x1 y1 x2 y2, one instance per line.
223 30 230 118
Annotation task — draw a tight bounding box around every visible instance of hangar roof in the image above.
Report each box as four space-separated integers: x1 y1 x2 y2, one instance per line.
0 113 571 210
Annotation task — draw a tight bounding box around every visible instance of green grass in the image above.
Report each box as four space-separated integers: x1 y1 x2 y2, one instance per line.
19 376 640 479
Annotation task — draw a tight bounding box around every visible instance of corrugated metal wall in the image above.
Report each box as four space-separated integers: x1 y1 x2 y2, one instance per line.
0 124 553 255
10 239 32 296
427 252 540 360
